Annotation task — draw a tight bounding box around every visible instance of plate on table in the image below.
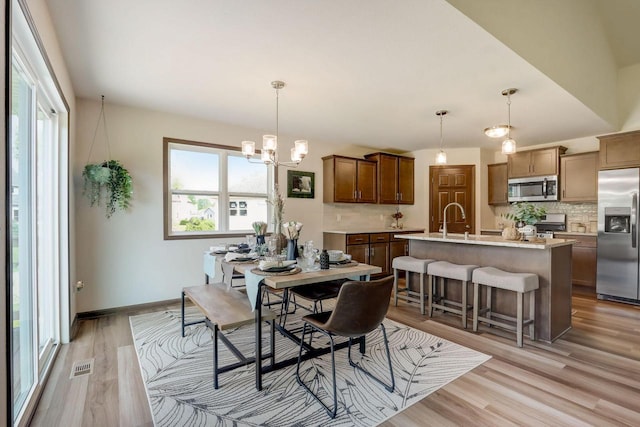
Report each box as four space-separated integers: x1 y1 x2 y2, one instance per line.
264 264 297 273
213 250 228 255
329 257 351 265
235 247 251 254
232 257 256 263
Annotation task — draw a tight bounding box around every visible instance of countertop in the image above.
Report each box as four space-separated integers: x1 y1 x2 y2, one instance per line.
395 232 576 249
323 227 424 234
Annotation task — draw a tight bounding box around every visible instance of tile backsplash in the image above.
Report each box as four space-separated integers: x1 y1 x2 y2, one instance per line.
323 203 403 230
492 202 597 232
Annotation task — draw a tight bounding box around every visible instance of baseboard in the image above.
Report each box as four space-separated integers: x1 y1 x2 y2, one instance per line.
77 298 183 320
70 314 79 340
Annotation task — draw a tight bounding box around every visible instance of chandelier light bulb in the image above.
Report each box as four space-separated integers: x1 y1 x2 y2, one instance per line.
436 150 447 164
262 134 277 151
241 140 256 157
502 138 517 155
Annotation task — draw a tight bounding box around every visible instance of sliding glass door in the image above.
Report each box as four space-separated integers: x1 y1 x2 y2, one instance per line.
9 1 68 423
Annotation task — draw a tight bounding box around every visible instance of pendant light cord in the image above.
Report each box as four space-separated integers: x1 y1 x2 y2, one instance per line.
506 92 512 139
86 95 112 164
439 113 443 151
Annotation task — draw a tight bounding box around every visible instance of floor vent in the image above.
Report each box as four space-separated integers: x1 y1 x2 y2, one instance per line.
70 358 94 378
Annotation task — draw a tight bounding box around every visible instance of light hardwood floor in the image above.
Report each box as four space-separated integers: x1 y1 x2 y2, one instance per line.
30 294 640 426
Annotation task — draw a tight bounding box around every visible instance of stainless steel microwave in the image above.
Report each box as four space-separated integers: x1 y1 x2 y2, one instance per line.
508 175 558 202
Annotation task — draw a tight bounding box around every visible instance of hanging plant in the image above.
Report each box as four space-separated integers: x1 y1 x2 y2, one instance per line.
83 160 133 218
83 95 133 218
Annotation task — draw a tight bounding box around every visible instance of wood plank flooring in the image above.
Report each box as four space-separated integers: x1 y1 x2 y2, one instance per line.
29 295 640 426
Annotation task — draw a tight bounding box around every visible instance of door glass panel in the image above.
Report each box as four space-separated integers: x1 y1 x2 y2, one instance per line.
11 61 36 417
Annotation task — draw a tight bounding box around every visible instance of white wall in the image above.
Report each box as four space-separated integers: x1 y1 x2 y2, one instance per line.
619 63 640 130
74 99 352 312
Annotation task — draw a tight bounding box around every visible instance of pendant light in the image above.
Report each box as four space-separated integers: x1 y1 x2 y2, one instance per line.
435 110 448 164
501 88 517 155
241 80 309 166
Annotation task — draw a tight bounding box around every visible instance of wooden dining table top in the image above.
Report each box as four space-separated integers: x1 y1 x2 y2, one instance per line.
233 262 382 290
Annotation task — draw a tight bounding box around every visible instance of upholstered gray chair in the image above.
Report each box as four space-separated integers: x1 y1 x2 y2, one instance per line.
295 276 395 418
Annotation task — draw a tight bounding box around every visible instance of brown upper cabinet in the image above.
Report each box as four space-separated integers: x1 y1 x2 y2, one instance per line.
364 152 415 204
560 152 598 202
487 163 508 205
507 146 567 178
322 155 377 203
598 130 640 170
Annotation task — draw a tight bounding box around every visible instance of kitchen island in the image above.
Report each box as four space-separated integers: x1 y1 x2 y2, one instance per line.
396 233 575 342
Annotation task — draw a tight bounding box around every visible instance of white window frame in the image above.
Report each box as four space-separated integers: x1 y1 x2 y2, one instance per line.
163 137 272 239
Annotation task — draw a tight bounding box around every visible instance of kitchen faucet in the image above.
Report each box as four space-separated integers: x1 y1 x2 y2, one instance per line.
441 202 466 239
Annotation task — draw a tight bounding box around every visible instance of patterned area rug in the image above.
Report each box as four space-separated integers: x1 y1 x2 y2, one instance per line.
130 307 490 427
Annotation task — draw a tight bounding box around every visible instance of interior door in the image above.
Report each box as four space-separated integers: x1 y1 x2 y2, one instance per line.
429 165 475 234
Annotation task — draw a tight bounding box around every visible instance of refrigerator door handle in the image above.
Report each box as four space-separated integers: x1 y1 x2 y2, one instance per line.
632 192 638 248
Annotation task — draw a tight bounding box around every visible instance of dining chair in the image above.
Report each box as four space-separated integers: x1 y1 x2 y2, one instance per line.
295 276 395 418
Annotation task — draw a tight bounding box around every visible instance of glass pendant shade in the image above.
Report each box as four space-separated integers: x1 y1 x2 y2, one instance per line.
241 140 256 157
294 140 308 157
502 138 517 155
435 150 447 164
261 149 272 163
291 147 302 162
262 134 277 151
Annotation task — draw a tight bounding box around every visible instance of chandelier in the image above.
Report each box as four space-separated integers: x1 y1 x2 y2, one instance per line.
241 81 308 167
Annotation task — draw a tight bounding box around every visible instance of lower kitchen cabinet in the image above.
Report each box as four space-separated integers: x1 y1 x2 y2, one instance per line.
561 233 597 291
323 230 419 278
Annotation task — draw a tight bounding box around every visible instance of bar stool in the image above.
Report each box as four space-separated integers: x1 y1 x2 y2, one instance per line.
392 256 435 315
472 266 539 347
427 261 478 328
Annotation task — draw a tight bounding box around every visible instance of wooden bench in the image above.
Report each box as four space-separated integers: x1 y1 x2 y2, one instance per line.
181 282 277 388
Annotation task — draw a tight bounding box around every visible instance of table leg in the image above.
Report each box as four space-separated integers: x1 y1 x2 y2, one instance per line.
255 283 264 391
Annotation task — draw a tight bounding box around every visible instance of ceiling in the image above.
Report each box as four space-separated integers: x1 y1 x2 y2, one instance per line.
44 0 638 153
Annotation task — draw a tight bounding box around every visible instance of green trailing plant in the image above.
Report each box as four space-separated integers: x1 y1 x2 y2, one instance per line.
83 160 133 218
503 201 546 225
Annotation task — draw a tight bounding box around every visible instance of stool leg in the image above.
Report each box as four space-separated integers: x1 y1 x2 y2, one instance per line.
405 270 410 297
473 282 479 332
439 278 445 306
486 286 492 324
419 272 425 315
428 275 434 317
517 291 524 348
529 290 536 341
460 280 467 329
393 268 399 306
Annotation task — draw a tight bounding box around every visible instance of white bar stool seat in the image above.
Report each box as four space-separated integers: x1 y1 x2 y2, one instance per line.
427 261 478 328
472 266 539 347
392 256 435 315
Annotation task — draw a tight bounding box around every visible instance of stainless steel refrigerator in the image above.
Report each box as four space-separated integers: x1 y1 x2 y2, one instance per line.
597 168 640 303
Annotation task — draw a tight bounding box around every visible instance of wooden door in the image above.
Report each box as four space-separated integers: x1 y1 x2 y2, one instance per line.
530 148 558 176
487 163 508 205
357 160 377 203
429 165 475 234
333 157 357 202
378 154 399 204
507 151 532 178
398 157 415 204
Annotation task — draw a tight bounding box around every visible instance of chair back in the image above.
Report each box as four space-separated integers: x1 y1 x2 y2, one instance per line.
321 276 393 337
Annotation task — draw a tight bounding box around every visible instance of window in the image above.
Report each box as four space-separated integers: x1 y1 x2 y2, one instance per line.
164 138 271 239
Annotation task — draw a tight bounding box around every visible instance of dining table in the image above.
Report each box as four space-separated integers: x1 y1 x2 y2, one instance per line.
230 261 383 390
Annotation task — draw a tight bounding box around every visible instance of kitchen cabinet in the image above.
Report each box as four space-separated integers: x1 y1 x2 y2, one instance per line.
560 233 597 291
323 230 420 277
507 146 567 178
322 155 377 203
487 163 508 205
560 152 598 202
364 152 415 204
598 130 640 170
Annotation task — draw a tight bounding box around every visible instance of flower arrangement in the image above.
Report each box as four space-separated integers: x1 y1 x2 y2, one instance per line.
252 221 268 235
391 209 403 221
282 221 303 239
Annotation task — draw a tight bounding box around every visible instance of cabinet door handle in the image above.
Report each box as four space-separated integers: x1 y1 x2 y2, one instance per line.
371 247 375 256
359 190 362 199
399 192 403 201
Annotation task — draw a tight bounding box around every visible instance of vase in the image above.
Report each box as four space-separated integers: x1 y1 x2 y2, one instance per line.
256 235 265 246
286 239 299 261
320 249 330 270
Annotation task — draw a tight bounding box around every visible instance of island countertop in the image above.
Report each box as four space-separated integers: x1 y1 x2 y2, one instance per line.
395 232 576 249
323 227 424 234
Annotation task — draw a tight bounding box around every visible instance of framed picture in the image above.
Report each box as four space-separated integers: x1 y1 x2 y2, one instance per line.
287 170 315 199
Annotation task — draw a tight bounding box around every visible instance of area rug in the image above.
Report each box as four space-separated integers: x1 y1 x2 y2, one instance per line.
130 307 490 427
